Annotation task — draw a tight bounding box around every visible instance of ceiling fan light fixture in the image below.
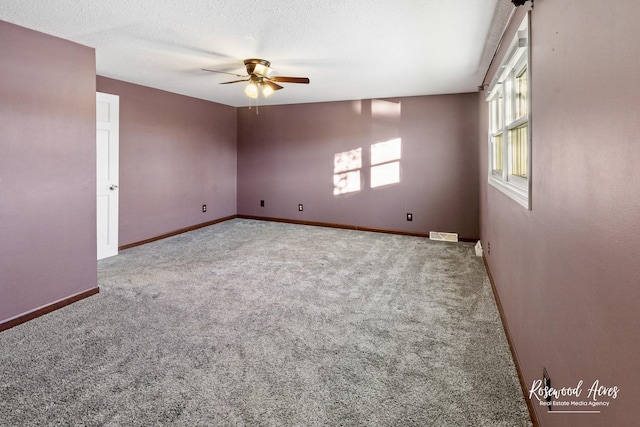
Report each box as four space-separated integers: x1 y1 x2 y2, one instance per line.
262 80 279 98
253 63 272 78
262 84 274 98
245 81 259 99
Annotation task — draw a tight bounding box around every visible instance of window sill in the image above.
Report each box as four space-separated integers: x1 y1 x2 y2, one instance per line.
488 175 530 209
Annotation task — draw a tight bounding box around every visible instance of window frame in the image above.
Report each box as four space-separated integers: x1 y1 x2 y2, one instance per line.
486 13 531 209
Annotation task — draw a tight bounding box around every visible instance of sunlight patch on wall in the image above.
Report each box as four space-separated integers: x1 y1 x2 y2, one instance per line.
350 100 362 115
371 162 400 188
333 148 362 195
372 99 401 119
371 138 401 188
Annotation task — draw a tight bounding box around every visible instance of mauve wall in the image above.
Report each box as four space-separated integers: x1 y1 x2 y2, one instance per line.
0 21 97 323
96 77 237 247
481 2 640 426
238 95 479 239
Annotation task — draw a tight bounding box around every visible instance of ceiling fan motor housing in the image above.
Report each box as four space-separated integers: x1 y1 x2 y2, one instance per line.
244 58 272 77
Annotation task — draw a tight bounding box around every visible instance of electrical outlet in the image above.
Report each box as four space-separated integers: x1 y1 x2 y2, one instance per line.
260 200 264 207
407 213 413 221
543 368 552 408
298 204 303 212
487 241 490 255
202 204 207 213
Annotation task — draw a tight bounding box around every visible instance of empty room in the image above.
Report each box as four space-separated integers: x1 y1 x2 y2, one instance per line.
1 1 638 426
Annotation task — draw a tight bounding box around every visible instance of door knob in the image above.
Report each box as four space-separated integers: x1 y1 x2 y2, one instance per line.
109 184 119 190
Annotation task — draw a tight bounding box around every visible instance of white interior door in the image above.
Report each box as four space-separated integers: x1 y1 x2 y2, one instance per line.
96 92 119 260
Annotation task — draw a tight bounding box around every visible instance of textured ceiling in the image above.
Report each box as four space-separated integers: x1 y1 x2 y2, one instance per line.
0 0 513 107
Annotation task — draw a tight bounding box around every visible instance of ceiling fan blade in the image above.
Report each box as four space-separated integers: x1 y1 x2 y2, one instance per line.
219 79 250 84
271 76 310 84
202 68 247 78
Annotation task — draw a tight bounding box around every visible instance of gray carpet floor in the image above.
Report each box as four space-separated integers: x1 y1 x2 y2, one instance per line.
0 219 531 426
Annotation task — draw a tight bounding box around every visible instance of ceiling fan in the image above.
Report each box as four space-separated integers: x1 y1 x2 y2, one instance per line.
202 58 310 98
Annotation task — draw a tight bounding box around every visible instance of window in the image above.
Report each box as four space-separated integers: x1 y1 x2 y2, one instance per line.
487 14 531 209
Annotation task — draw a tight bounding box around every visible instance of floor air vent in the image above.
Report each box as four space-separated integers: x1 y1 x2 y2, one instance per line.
429 231 459 242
